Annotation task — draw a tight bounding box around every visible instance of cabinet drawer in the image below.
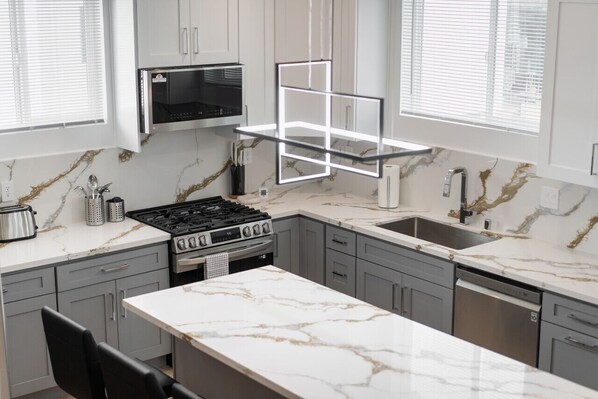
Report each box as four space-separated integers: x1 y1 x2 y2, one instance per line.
543 293 598 337
356 236 454 288
56 243 168 292
326 226 356 256
325 249 356 297
539 321 598 390
2 268 55 303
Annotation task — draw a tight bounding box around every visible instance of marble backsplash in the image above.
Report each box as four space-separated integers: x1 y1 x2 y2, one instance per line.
1 128 597 256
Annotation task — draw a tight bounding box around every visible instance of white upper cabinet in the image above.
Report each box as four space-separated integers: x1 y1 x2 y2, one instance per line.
538 0 598 187
137 0 238 68
274 0 332 63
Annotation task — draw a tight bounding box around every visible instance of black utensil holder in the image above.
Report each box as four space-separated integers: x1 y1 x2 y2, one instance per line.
230 165 245 196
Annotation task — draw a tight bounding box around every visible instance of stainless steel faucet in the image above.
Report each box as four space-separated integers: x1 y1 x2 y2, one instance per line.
443 167 473 224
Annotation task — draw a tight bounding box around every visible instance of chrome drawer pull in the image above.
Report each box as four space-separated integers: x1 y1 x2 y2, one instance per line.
564 336 598 352
332 238 348 246
2 288 7 294
101 263 129 273
332 271 347 279
120 290 127 318
591 143 598 176
567 313 598 327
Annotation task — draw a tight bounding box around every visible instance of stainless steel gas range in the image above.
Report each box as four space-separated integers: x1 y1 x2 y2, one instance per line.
127 196 273 286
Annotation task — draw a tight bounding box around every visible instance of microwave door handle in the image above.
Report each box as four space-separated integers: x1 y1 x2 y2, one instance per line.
177 240 273 268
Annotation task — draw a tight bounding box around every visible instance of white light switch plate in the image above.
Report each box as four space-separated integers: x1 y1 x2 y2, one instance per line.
540 186 559 210
1 181 15 202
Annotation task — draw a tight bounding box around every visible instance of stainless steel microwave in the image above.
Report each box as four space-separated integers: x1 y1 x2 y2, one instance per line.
139 64 245 133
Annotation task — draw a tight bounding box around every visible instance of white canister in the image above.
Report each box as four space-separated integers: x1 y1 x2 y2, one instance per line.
378 165 400 208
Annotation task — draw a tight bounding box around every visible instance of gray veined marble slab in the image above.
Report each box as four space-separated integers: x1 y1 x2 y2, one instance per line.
124 266 598 399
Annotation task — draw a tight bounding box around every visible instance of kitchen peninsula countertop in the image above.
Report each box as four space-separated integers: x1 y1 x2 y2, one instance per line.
250 187 598 306
124 265 598 399
0 218 170 274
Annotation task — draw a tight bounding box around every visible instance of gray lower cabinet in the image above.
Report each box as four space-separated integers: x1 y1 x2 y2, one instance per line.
4 294 57 397
272 217 300 275
325 249 356 297
58 268 171 361
538 292 598 390
299 218 325 285
56 243 171 361
356 235 455 334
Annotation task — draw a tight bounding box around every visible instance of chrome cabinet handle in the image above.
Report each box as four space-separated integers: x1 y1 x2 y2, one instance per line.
402 286 410 316
108 293 116 321
332 238 347 246
391 283 400 311
2 288 7 294
194 27 199 54
565 336 598 352
101 263 129 273
120 290 127 318
273 233 278 258
345 105 352 130
568 313 598 328
591 143 598 176
332 271 348 279
182 28 189 55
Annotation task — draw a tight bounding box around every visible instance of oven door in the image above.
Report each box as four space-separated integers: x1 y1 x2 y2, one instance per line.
171 237 273 286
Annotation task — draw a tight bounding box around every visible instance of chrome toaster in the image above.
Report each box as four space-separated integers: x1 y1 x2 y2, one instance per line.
0 204 38 243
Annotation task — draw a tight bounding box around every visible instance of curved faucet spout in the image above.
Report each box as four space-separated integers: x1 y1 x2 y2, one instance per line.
443 167 471 224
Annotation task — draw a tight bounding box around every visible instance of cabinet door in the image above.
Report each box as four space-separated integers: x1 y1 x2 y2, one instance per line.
538 0 598 187
4 294 57 397
273 218 300 275
58 281 119 347
274 0 332 63
356 259 402 314
539 321 598 390
137 0 191 68
299 218 325 285
189 0 239 65
402 274 453 334
116 269 171 361
325 249 356 297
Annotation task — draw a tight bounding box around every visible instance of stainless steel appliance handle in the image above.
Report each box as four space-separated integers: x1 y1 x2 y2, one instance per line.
120 290 127 318
177 240 273 268
568 313 598 328
591 143 598 176
194 27 199 54
182 28 189 55
565 336 598 352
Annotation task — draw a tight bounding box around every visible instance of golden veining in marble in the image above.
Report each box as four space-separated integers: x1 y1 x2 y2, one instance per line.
568 215 598 249
118 133 154 163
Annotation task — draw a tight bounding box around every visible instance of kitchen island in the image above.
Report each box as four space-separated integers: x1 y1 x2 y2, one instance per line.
124 266 598 399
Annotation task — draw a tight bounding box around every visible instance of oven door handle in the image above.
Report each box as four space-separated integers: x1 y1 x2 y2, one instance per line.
177 240 273 269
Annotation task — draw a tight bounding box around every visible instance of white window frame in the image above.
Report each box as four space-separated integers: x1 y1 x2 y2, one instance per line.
387 0 539 162
0 0 115 162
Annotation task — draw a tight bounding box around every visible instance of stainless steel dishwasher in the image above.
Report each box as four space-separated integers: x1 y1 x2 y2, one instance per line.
454 266 542 366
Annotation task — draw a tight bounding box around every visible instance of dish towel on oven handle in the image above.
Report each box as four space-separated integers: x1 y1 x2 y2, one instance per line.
204 252 229 279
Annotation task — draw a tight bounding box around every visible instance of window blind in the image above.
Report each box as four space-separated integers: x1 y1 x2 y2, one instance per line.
0 0 106 133
400 0 547 134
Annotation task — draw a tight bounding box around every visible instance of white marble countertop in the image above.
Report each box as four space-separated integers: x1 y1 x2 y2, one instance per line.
124 266 598 399
0 218 170 274
246 187 598 306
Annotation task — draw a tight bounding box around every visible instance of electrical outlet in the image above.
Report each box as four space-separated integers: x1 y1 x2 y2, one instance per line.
1 181 15 202
540 186 559 210
243 148 253 165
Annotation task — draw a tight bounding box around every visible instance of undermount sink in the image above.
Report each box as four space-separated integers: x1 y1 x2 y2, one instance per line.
377 217 500 250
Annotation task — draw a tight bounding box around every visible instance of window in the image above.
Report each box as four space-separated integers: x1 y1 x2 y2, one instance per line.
0 0 106 134
400 0 547 134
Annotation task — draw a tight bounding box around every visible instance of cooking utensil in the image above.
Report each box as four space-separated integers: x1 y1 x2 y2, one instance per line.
74 186 87 196
98 183 112 196
87 175 98 198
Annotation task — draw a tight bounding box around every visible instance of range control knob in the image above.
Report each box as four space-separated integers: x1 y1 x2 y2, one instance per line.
262 223 271 234
252 224 261 235
243 226 251 237
198 235 207 247
176 239 187 251
188 237 198 249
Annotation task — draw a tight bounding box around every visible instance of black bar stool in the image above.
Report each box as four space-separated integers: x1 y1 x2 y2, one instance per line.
172 383 205 399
